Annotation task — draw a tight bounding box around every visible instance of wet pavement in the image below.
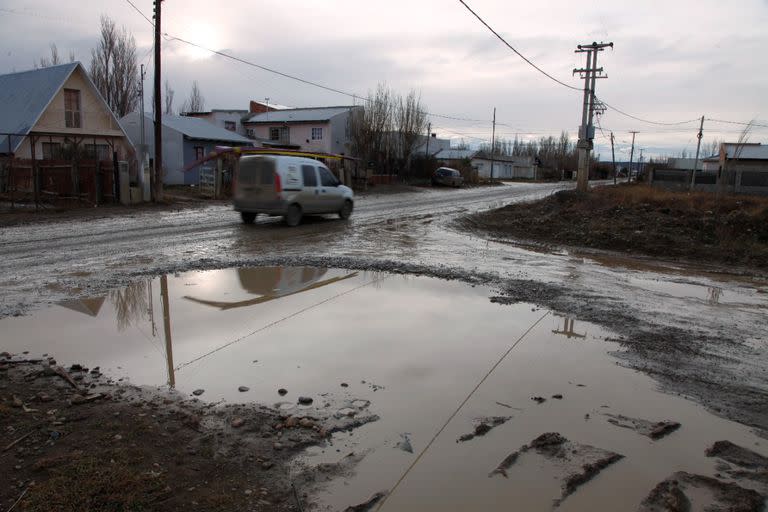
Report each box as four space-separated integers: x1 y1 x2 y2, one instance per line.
1 267 766 511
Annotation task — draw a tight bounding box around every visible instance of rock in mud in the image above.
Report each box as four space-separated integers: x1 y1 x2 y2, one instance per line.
706 440 768 470
639 472 764 512
705 441 768 492
604 414 680 440
343 491 387 512
490 432 623 506
192 389 205 396
457 416 511 443
395 433 413 454
238 386 249 392
277 388 287 396
531 396 546 404
297 396 313 405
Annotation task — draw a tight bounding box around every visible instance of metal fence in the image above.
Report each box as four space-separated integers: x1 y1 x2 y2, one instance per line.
650 168 767 196
0 158 118 208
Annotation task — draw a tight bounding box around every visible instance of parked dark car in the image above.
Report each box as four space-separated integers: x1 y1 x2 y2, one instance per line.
431 167 463 187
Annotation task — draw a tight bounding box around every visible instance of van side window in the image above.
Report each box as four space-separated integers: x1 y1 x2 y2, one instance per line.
318 167 338 187
301 165 318 187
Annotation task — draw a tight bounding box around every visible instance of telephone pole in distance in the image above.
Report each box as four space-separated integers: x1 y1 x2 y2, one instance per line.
690 115 705 191
628 131 638 183
574 41 612 192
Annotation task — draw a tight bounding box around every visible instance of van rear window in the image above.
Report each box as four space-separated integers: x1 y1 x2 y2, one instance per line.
239 157 275 185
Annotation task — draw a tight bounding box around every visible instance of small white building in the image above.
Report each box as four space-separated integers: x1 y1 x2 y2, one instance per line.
472 156 536 179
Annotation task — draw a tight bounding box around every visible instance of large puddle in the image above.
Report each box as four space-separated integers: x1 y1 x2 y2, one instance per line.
1 267 766 511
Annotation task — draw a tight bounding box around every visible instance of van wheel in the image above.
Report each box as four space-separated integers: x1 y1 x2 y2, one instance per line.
284 204 302 227
241 212 256 224
339 200 353 220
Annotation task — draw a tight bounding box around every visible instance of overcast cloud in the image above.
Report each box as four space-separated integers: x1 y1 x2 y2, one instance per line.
1 0 767 158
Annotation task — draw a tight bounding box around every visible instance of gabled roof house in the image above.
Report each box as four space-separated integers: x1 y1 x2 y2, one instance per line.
0 62 133 161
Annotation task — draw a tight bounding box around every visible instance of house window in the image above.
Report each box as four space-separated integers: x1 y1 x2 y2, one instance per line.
86 144 111 160
41 142 62 160
269 126 289 142
64 89 81 128
224 121 236 132
194 146 205 160
311 127 323 141
246 128 254 138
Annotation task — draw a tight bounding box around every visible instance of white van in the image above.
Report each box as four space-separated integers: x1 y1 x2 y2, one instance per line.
233 155 354 226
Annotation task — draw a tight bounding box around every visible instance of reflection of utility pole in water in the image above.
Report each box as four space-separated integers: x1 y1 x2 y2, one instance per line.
147 281 156 337
160 275 175 388
552 317 587 339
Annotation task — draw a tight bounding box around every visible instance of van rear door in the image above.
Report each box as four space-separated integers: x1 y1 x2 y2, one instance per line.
235 156 277 208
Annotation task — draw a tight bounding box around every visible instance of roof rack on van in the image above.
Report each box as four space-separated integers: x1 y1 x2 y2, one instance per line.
183 146 360 173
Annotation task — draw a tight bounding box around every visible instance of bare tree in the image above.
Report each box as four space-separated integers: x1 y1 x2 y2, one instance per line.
395 89 428 175
349 83 396 172
35 43 61 68
708 138 720 157
89 15 139 118
180 81 205 113
164 80 175 115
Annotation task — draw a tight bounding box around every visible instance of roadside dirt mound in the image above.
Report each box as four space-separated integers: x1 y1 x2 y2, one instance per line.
460 185 768 268
0 355 370 512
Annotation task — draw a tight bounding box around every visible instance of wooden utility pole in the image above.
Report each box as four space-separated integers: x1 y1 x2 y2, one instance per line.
490 107 496 180
628 131 638 183
610 131 617 185
425 122 431 158
689 115 705 191
153 0 163 202
574 41 612 192
139 64 147 199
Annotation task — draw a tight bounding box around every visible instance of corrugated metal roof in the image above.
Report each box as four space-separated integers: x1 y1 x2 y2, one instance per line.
244 106 355 123
434 149 476 160
149 113 252 143
0 62 79 152
723 143 768 160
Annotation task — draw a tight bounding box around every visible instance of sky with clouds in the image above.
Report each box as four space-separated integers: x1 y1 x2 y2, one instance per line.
1 0 767 159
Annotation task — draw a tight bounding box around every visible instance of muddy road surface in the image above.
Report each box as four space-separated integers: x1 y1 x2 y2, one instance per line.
0 182 569 316
2 180 768 510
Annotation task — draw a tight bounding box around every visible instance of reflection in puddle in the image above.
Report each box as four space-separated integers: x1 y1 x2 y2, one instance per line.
1 268 766 511
551 316 587 340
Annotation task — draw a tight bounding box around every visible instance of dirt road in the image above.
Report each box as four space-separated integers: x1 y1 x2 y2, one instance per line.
2 180 767 435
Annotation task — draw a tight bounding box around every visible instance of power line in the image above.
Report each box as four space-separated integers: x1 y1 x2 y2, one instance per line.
123 0 153 26
164 34 489 124
456 0 581 92
597 97 700 126
706 118 768 129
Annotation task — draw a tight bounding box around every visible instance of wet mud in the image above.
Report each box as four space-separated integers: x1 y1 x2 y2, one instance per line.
604 414 681 440
0 355 375 512
490 432 624 507
457 416 511 442
3 183 768 510
639 472 764 512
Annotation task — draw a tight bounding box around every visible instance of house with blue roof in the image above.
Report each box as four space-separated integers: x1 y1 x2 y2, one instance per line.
119 112 253 185
0 62 134 161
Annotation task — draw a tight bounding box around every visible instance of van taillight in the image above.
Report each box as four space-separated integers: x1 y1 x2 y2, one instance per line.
274 172 282 195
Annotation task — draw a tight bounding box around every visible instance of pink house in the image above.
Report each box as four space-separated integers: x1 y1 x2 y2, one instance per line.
242 106 361 155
